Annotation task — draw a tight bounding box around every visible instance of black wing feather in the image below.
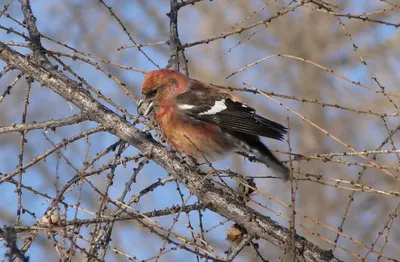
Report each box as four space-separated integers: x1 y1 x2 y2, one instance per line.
175 84 287 140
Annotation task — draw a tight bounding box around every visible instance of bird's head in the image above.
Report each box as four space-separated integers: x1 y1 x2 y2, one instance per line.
138 69 187 116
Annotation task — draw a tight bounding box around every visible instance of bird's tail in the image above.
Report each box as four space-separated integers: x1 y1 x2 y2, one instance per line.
245 138 290 181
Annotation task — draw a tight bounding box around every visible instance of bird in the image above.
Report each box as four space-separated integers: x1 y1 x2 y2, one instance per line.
137 69 290 181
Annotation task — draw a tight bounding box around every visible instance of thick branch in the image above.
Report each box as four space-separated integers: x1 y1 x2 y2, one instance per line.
0 42 341 262
167 0 181 70
20 0 53 68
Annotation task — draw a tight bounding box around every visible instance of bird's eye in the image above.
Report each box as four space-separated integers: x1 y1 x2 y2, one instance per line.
145 89 158 98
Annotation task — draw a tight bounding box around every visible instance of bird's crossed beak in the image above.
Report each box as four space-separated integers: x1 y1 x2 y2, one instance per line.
137 97 154 117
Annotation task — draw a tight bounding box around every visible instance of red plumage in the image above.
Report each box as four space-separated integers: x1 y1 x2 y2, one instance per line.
138 69 290 181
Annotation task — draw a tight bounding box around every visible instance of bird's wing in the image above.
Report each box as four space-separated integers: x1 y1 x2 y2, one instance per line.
175 81 287 140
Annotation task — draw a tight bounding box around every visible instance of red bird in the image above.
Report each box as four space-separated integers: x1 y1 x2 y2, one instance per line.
137 69 289 181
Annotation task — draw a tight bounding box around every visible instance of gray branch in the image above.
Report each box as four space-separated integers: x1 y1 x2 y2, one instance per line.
167 0 181 70
226 235 252 262
0 227 29 262
20 0 54 69
0 114 86 134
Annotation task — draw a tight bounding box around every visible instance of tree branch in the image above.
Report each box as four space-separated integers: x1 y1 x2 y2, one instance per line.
167 0 181 71
0 114 86 134
20 0 54 69
0 227 29 262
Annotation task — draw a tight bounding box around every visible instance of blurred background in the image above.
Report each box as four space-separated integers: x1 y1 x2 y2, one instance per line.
0 0 399 261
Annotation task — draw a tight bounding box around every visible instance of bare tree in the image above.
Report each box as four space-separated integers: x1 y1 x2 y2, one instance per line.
0 0 399 261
